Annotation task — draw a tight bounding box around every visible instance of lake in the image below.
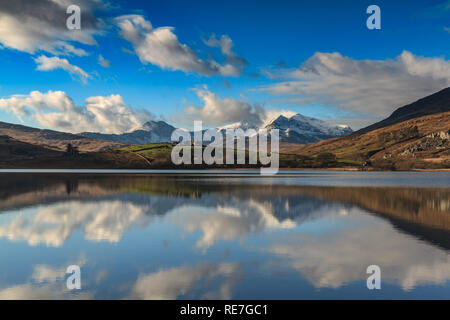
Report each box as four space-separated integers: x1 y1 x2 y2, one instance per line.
0 170 449 299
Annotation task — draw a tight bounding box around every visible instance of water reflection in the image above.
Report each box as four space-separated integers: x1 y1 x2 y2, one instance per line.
129 263 244 300
266 208 450 291
0 173 449 299
0 197 154 246
0 257 92 300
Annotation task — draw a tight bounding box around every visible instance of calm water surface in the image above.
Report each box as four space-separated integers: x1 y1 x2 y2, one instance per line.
0 171 449 299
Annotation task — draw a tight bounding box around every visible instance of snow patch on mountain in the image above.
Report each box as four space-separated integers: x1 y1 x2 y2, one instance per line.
262 113 352 143
79 113 352 145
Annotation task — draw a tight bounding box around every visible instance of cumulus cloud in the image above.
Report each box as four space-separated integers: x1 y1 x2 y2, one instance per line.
0 0 103 55
34 55 91 83
173 87 303 128
0 90 152 134
261 51 450 117
115 15 245 76
173 86 266 127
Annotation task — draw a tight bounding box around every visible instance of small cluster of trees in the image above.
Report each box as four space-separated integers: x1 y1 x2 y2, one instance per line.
66 143 79 156
313 152 338 167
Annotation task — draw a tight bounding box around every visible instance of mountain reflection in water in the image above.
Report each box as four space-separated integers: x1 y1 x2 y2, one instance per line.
0 172 449 299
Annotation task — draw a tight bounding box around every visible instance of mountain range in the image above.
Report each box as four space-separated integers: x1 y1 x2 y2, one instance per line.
79 114 353 145
0 121 124 152
79 120 177 145
0 87 449 170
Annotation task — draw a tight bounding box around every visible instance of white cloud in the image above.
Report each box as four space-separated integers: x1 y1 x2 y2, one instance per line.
98 54 110 68
0 90 152 134
49 41 89 57
261 51 450 117
204 34 248 68
34 55 91 83
174 86 266 127
173 87 304 128
115 15 244 76
0 0 102 56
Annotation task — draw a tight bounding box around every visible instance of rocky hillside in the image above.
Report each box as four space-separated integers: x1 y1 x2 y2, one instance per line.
283 111 450 169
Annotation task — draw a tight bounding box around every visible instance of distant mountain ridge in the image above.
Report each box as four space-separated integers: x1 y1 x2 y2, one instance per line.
80 114 352 145
0 134 150 169
79 120 176 145
0 121 124 152
356 87 450 134
217 114 352 144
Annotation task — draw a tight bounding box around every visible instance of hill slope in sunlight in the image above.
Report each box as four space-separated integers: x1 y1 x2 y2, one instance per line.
0 121 125 152
356 87 450 134
283 111 450 170
0 135 149 169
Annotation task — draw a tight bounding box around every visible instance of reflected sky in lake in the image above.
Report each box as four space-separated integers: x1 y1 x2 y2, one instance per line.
0 171 449 299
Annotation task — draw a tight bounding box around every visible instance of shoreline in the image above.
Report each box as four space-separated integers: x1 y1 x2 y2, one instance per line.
0 167 449 172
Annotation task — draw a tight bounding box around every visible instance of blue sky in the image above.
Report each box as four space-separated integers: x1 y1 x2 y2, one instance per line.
0 0 450 133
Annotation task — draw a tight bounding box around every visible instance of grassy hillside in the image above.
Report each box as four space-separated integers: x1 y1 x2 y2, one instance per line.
356 87 450 134
283 111 450 170
0 135 149 169
118 143 359 169
0 121 124 152
1 111 449 170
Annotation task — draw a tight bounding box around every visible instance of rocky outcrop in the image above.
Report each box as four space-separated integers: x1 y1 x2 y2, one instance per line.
401 130 450 157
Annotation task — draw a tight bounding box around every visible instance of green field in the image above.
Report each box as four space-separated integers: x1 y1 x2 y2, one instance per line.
117 143 361 169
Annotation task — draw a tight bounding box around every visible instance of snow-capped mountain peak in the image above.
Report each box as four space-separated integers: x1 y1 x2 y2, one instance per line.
261 113 352 144
217 121 258 131
213 113 352 144
79 113 352 146
140 120 175 132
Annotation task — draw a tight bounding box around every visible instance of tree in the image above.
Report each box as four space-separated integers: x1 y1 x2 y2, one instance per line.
66 143 79 156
